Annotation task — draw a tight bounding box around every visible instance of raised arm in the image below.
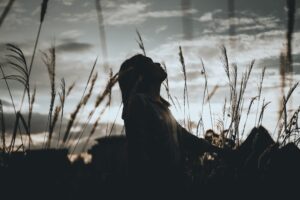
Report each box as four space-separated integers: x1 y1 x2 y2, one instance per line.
178 124 220 155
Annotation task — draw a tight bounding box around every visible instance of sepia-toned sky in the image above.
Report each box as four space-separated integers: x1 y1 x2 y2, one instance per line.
0 0 300 149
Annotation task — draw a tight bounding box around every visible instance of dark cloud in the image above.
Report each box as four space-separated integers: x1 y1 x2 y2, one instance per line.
0 110 124 152
56 42 94 53
1 111 123 136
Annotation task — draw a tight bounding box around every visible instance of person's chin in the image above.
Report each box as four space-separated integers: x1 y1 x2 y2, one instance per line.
160 72 167 81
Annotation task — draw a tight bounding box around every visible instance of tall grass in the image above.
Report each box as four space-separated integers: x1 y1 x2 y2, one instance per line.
136 29 147 56
68 72 98 150
241 96 258 138
0 0 15 28
162 62 177 110
62 62 97 146
19 0 49 110
221 46 254 145
1 8 300 156
179 46 191 130
255 67 266 126
42 46 56 148
0 100 6 152
3 44 35 149
276 82 299 143
70 71 118 153
257 99 271 126
200 59 213 129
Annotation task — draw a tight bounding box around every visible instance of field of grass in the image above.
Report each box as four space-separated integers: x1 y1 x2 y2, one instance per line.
0 0 300 199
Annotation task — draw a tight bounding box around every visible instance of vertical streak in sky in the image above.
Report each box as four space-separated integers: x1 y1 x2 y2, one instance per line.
228 0 236 48
95 0 109 71
286 0 295 72
0 0 15 28
181 0 193 40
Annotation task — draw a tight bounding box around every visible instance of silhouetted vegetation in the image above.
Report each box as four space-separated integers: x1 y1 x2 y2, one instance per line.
0 0 299 199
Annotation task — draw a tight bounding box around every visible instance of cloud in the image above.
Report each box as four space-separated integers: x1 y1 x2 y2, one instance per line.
62 0 76 6
54 0 76 6
195 9 281 35
155 25 168 34
57 2 198 26
142 8 197 18
59 30 83 39
104 3 197 26
198 12 213 22
104 2 150 25
56 42 93 53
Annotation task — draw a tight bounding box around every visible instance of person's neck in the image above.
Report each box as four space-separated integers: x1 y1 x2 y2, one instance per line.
146 83 161 102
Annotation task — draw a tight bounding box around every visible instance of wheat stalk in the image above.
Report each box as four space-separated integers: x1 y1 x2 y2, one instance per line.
0 0 15 28
19 0 49 110
255 67 266 126
136 29 146 56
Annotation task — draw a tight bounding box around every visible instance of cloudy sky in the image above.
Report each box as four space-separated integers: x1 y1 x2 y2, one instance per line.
0 0 300 149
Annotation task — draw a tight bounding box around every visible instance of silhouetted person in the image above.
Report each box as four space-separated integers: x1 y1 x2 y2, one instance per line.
118 54 223 198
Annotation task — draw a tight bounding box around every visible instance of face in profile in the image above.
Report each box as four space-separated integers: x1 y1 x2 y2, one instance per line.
143 57 167 83
118 54 168 104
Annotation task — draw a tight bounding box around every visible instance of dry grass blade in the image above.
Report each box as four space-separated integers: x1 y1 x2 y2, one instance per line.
179 46 191 129
63 60 98 146
283 82 299 130
53 78 66 147
196 117 204 137
205 84 219 103
4 44 32 149
81 115 101 152
257 99 271 126
82 73 98 106
66 81 76 96
0 64 26 150
286 106 300 145
42 46 56 148
162 63 177 110
0 100 6 152
0 65 17 113
241 96 258 138
40 0 49 23
27 86 36 148
221 51 255 144
136 29 146 56
0 0 15 28
5 44 31 115
221 45 230 82
276 82 299 141
62 99 82 144
81 58 98 102
72 72 118 152
200 59 213 128
19 0 49 110
8 112 30 153
255 67 266 125
94 72 118 110
107 102 122 137
63 70 102 146
233 60 254 143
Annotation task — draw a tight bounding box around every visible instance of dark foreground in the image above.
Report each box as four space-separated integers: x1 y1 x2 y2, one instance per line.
1 126 300 200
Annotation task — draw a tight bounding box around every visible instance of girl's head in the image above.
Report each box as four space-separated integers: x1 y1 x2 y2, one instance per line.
118 54 167 103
